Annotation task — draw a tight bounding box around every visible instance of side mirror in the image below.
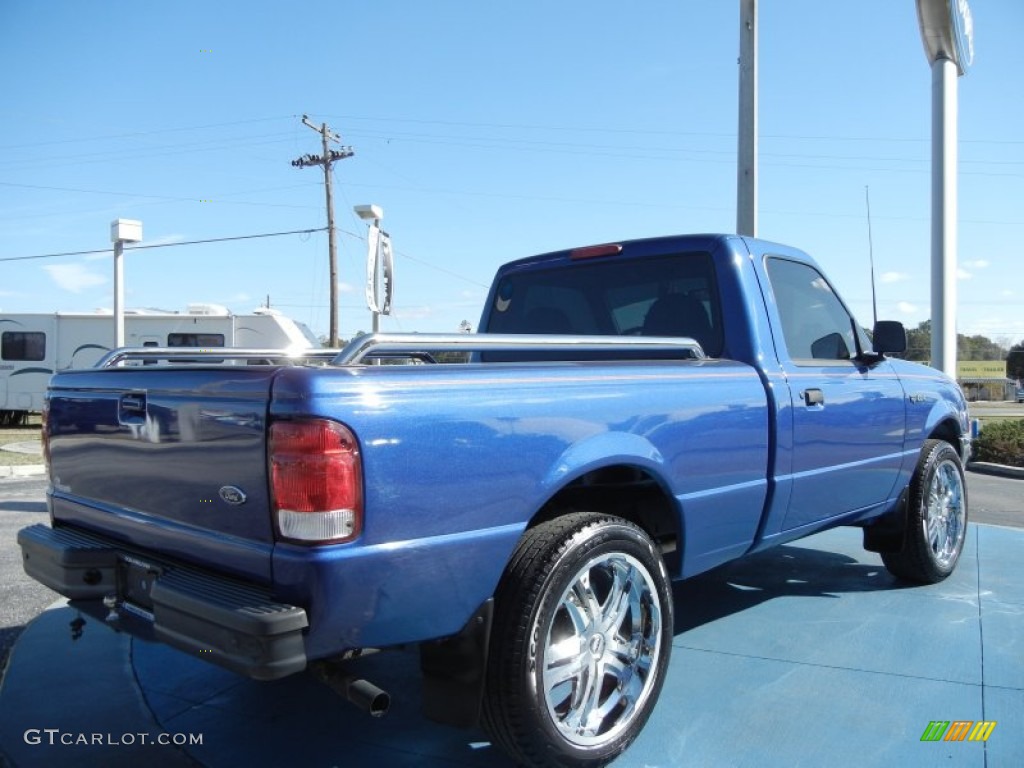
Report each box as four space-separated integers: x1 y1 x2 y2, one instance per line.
872 321 907 356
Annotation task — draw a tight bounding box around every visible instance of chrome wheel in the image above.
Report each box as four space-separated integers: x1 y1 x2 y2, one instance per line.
881 439 969 584
482 513 672 767
536 551 663 748
924 457 966 569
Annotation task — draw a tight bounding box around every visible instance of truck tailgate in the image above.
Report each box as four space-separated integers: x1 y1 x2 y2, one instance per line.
47 366 277 583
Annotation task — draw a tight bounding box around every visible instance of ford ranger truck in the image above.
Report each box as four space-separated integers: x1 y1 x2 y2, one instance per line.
19 234 971 768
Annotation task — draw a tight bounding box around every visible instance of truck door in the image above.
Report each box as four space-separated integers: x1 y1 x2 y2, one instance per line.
761 255 906 532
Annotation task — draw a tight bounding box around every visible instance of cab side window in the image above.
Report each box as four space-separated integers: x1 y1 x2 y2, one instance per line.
766 258 862 363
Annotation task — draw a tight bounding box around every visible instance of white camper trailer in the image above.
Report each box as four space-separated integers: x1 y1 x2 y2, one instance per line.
0 306 320 424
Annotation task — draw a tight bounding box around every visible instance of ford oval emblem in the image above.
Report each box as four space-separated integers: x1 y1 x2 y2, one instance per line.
219 486 247 505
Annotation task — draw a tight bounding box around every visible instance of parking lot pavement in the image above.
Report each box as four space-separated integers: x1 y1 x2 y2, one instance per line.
0 479 56 697
1 523 1021 767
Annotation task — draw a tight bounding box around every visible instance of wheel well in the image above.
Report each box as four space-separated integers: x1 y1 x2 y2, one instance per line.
928 418 961 448
529 464 682 574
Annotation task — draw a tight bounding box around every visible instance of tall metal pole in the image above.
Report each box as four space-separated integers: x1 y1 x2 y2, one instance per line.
736 0 758 237
916 0 973 378
113 240 124 347
110 219 141 348
930 57 958 378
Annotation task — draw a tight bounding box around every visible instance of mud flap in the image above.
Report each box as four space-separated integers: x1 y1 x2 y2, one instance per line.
419 599 493 728
862 488 910 554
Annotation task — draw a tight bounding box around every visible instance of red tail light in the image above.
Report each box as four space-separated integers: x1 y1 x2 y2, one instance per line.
270 419 362 544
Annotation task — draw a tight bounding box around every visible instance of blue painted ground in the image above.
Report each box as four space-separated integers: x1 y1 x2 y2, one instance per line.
1 523 1020 767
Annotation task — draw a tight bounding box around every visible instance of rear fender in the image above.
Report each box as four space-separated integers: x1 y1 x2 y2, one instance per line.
537 432 666 495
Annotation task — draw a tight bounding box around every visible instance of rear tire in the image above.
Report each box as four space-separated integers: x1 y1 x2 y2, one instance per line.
881 439 967 584
482 513 672 768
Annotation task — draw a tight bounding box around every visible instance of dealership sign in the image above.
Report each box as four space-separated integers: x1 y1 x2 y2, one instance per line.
957 361 1006 380
365 225 394 316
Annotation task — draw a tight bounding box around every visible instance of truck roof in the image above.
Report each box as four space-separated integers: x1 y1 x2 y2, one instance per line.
494 233 808 273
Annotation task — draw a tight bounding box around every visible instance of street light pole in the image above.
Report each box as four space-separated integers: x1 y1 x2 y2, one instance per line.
916 0 974 379
110 219 142 347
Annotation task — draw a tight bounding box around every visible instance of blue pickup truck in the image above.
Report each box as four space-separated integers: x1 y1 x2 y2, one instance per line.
19 234 970 767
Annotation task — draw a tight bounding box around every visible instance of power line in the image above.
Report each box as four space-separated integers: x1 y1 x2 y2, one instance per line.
324 113 1024 146
4 112 1021 163
0 180 323 216
0 227 327 263
343 132 1023 177
0 134 300 173
0 116 294 151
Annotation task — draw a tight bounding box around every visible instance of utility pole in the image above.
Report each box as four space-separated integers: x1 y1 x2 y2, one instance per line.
291 115 354 347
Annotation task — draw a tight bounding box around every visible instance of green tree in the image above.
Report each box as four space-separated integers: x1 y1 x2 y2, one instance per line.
1008 343 1024 382
901 320 1010 364
905 320 931 361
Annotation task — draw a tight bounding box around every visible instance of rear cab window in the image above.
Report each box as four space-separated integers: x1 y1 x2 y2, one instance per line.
484 251 723 361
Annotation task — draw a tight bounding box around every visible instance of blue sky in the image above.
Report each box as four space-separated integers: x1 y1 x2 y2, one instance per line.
1 0 1021 345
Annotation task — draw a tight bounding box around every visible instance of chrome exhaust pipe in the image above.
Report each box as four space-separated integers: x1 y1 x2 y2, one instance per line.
310 662 391 717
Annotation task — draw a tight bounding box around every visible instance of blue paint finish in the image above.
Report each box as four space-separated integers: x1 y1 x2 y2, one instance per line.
50 492 275 583
48 367 278 581
38 233 970 664
269 357 770 612
272 522 526 654
539 431 666 493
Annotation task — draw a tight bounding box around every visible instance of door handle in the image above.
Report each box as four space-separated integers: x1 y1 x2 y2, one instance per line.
118 392 147 424
121 394 146 413
803 388 824 406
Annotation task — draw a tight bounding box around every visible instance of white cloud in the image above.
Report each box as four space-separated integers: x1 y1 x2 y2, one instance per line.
391 305 436 321
962 259 990 270
957 268 972 280
337 282 356 294
897 302 918 314
880 271 909 284
43 263 107 293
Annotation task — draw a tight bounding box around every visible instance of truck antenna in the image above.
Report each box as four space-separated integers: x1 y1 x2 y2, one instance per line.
865 185 878 326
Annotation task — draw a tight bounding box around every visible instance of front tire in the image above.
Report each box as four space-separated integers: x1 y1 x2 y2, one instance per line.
482 513 673 768
882 439 968 584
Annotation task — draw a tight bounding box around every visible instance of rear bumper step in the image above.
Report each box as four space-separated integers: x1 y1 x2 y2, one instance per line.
18 523 308 680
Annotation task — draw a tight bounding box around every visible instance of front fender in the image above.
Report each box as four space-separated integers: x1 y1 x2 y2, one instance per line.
891 358 971 475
